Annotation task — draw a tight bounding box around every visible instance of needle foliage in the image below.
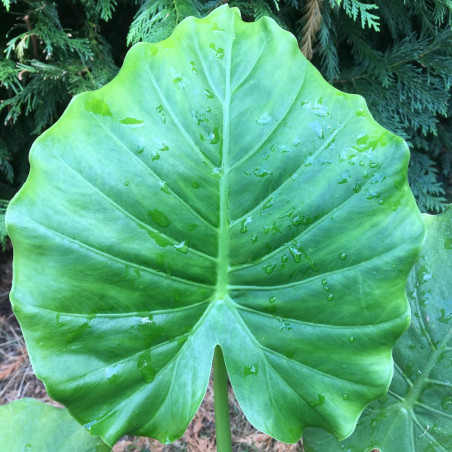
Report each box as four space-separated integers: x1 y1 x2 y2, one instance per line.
1 0 451 236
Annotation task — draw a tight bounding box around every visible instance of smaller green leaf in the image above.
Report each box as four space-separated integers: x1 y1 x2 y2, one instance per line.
0 398 110 452
303 205 452 452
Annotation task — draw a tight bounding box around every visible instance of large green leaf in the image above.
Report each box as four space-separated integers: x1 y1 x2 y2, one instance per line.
6 5 425 447
0 398 109 451
303 206 452 451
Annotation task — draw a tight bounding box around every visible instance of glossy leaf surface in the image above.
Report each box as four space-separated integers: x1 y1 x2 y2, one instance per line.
303 206 452 452
0 398 109 451
7 5 425 446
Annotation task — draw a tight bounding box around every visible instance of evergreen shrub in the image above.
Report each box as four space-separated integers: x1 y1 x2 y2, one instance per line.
1 0 451 248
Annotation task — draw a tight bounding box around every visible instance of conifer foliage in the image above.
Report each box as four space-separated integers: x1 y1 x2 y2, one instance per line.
1 0 451 244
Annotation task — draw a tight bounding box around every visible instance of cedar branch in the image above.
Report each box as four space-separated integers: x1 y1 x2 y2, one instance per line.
300 0 323 60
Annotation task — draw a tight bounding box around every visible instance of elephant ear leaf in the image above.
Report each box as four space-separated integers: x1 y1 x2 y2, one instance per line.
6 4 425 447
0 399 109 451
303 205 452 452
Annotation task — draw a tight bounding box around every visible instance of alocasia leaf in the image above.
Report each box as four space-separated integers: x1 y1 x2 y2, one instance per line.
303 206 452 451
6 5 425 446
0 398 109 451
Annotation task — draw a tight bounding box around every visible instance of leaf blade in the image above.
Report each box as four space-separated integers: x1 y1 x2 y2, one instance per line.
303 206 452 451
7 5 425 445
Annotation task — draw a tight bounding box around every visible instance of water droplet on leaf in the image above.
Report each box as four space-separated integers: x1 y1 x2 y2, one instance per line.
120 117 143 126
263 263 276 274
212 23 225 32
256 113 273 125
209 43 224 59
441 395 452 410
105 366 119 384
356 109 366 118
148 209 171 227
209 127 220 144
204 88 214 99
309 121 324 139
159 182 170 194
279 319 293 332
174 241 188 253
137 350 156 383
289 245 302 263
189 61 198 74
254 168 273 178
85 98 112 117
241 216 253 233
244 365 258 377
212 167 223 179
310 394 325 407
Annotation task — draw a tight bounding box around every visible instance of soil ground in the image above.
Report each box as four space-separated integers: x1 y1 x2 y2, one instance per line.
0 242 303 451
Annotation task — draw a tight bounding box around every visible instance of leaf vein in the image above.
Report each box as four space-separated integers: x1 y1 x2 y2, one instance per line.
230 168 371 271
229 246 399 290
231 113 354 226
394 361 413 387
229 72 308 172
225 301 336 429
89 115 218 232
414 401 452 421
191 25 223 104
234 302 407 330
22 216 213 289
26 300 211 318
230 39 267 95
144 63 217 171
411 411 447 452
54 152 217 262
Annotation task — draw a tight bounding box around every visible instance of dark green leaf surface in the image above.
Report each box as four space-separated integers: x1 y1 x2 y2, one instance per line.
303 206 452 451
0 398 109 451
6 5 425 446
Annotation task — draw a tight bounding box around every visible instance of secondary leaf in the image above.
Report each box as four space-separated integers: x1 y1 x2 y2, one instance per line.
6 5 424 446
303 206 452 451
0 398 109 451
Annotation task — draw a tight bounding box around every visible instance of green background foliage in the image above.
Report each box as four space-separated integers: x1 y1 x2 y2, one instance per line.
1 0 452 232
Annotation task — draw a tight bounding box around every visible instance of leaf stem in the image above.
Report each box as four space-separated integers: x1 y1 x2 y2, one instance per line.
213 345 232 452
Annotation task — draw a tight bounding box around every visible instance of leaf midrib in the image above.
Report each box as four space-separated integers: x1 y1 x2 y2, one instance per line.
388 301 452 452
216 18 233 300
403 321 452 409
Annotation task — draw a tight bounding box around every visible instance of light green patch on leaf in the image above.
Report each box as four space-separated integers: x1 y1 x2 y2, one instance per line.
6 5 424 447
0 398 109 451
303 205 452 451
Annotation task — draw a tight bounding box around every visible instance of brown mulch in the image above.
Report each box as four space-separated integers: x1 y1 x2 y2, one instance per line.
0 242 303 451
